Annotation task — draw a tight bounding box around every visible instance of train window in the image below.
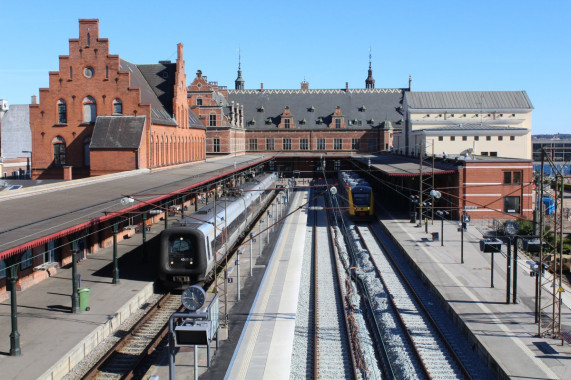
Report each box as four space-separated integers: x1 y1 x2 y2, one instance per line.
352 193 371 206
170 237 192 255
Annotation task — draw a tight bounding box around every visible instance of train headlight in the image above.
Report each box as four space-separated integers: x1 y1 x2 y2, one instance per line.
170 261 174 265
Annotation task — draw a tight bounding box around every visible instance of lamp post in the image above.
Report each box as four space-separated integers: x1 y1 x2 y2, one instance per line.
7 259 21 356
259 219 264 256
423 201 431 233
410 195 419 224
112 222 120 284
71 241 79 313
504 221 519 304
436 210 449 246
266 211 271 245
458 213 470 264
142 212 148 261
249 233 254 276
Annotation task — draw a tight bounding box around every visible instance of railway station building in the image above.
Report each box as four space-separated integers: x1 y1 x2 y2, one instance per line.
395 91 534 159
30 19 206 179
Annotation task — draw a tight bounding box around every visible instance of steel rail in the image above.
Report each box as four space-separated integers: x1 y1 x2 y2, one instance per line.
367 223 473 380
324 196 360 380
83 292 182 380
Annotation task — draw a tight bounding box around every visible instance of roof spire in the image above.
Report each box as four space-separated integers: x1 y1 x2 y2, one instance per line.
235 48 245 90
366 46 375 89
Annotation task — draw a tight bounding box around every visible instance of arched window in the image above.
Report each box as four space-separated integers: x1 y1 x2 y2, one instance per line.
53 136 66 165
83 96 97 123
83 137 91 167
113 98 122 114
57 99 67 124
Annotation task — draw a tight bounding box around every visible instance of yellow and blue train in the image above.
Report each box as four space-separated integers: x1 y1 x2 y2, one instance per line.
338 171 375 221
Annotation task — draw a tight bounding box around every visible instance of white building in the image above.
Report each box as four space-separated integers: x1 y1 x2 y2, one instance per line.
394 91 533 159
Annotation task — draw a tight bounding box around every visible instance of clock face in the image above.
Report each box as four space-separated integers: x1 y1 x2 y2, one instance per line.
182 285 206 311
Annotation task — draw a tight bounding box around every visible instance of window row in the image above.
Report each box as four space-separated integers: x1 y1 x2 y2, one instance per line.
51 136 92 166
437 135 516 142
246 138 377 151
56 97 123 124
0 249 34 279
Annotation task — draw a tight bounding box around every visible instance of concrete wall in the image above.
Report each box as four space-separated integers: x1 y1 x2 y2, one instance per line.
0 104 32 159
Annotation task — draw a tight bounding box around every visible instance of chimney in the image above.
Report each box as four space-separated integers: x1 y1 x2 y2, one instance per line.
31 95 38 105
345 82 349 92
408 75 412 91
260 83 264 92
301 78 309 91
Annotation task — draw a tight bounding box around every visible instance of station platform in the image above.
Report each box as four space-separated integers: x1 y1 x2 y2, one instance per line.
379 213 571 380
0 155 269 380
151 199 571 379
0 220 160 380
224 188 308 379
145 187 309 380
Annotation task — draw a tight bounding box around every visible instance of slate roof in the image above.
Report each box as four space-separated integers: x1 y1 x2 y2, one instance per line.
119 59 177 126
227 89 405 130
405 91 533 111
90 116 146 149
137 62 176 116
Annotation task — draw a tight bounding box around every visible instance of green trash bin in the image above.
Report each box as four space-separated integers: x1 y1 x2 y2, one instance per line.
78 288 91 311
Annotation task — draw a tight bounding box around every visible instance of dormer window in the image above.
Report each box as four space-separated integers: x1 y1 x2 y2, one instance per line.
335 119 341 128
284 119 291 129
359 105 366 112
299 118 306 125
308 105 315 112
257 106 264 112
316 117 323 125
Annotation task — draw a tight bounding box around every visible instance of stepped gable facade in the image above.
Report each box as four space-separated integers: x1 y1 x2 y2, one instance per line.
30 19 205 179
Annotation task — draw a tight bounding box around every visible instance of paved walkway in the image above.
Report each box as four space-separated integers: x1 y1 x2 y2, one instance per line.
380 212 571 379
0 223 161 380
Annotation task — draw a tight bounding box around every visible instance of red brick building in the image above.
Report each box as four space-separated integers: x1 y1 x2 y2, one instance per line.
458 158 533 220
187 70 245 155
30 19 205 179
228 81 402 156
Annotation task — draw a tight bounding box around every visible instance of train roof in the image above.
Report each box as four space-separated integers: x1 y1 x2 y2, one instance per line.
174 172 276 231
338 171 370 189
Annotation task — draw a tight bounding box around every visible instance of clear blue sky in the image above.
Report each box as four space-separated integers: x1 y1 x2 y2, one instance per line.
1 0 568 135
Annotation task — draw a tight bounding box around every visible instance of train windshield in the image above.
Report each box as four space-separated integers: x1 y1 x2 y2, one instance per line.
352 192 370 206
170 236 193 255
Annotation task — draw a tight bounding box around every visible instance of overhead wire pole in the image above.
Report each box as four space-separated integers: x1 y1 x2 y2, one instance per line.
418 141 423 228
537 146 568 338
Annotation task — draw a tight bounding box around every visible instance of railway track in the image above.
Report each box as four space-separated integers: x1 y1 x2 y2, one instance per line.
83 292 183 380
312 194 358 379
356 223 473 379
